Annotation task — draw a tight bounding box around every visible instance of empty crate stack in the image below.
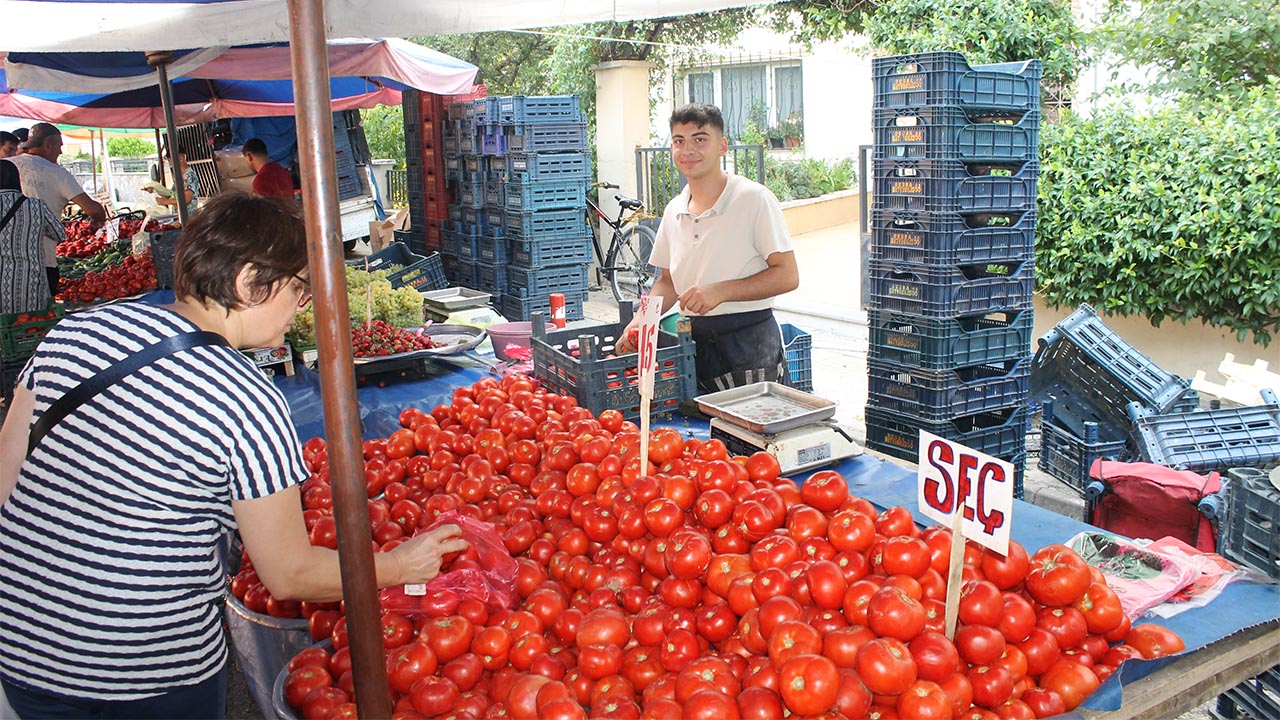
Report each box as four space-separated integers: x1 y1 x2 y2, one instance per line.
865 52 1043 496
442 94 591 322
401 90 453 255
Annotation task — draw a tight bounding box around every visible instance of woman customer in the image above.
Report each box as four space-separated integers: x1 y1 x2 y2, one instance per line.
145 145 201 216
0 192 466 719
0 159 59 313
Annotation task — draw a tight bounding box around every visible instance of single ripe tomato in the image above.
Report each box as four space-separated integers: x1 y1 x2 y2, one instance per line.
1125 623 1186 659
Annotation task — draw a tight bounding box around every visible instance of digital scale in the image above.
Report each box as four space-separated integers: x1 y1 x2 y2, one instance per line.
697 382 863 475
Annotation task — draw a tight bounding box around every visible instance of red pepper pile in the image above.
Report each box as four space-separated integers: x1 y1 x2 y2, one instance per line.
253 374 1185 720
57 252 157 305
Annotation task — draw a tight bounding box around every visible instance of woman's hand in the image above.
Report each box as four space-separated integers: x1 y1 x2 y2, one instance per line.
387 523 469 585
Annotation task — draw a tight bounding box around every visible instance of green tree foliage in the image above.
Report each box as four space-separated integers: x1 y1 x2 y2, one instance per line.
360 105 406 167
1093 0 1280 101
757 0 876 45
106 136 156 158
861 0 1084 92
1036 81 1280 345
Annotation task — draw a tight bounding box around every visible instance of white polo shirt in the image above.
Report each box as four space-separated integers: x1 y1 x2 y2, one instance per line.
7 153 84 267
649 173 794 317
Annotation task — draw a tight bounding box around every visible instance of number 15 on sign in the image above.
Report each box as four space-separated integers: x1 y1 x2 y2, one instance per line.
916 431 1014 555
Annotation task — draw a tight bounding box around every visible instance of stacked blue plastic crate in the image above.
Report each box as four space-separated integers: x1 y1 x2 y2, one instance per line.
442 94 591 321
865 52 1043 497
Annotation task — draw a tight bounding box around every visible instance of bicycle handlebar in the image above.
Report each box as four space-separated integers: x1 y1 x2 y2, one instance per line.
595 182 620 190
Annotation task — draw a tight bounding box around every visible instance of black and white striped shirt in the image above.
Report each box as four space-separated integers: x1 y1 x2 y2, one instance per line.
0 302 307 700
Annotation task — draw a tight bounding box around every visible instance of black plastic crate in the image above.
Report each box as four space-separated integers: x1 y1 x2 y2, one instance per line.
457 180 484 209
1216 665 1280 720
865 406 1029 483
459 207 489 234
1219 467 1280 580
150 229 182 289
506 152 592 182
345 242 420 273
502 289 586 323
477 233 507 265
868 309 1034 370
867 356 1030 422
867 258 1035 317
506 264 590 299
387 252 448 292
505 123 589 153
1 357 24 402
874 159 1039 214
1031 304 1191 442
1128 389 1280 473
531 305 696 422
456 231 482 262
505 180 587 212
484 180 505 208
870 209 1035 265
874 107 1040 163
497 95 582 125
1038 415 1130 493
475 261 507 294
510 232 593 267
474 97 501 125
781 323 813 392
873 52 1042 111
441 253 476 288
503 207 586 243
479 207 505 237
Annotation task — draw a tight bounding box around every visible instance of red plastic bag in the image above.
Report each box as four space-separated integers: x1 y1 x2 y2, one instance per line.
379 512 518 614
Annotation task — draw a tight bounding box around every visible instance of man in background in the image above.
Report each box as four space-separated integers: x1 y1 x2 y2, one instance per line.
0 132 18 159
9 123 107 292
242 138 294 201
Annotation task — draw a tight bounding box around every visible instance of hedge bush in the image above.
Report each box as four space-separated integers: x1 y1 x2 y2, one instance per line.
1036 81 1280 345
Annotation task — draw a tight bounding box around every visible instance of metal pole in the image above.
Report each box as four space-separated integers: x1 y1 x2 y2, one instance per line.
154 128 166 185
285 0 391 717
146 51 188 226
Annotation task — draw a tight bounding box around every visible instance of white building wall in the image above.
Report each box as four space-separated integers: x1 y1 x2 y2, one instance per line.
802 40 875 162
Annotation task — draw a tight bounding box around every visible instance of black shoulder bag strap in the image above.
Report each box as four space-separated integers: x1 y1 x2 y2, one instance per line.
0 195 27 234
27 330 231 456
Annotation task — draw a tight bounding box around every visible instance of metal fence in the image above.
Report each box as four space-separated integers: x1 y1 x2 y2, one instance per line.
634 144 765 215
386 168 407 207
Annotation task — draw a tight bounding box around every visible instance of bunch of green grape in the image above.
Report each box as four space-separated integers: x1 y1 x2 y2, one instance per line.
288 267 425 347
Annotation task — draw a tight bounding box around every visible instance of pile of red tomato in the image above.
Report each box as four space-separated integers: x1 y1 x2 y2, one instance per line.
56 252 157 305
264 374 1185 720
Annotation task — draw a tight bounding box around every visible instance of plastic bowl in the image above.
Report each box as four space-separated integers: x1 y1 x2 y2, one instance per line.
487 322 556 362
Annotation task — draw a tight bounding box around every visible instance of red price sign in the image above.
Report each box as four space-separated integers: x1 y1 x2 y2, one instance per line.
636 295 662 396
916 430 1014 554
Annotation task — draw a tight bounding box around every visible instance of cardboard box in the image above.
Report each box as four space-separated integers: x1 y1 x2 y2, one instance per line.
368 208 411 253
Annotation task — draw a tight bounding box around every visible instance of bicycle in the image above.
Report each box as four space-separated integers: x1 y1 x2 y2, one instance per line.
587 182 658 304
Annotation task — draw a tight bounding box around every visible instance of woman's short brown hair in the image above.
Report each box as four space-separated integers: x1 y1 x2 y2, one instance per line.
173 192 307 310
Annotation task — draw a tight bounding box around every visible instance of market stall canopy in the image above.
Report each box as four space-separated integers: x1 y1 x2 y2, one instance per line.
0 39 478 127
0 0 759 52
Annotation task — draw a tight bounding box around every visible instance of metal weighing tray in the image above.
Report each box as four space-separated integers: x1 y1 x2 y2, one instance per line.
420 287 492 312
695 382 837 435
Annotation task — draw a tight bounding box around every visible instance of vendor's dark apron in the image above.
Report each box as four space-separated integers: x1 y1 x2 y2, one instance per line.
688 309 789 393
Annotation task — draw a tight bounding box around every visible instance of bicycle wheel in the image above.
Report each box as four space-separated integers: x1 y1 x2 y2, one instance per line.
607 224 657 304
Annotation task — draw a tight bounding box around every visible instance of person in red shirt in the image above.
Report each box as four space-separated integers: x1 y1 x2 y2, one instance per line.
242 138 295 201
